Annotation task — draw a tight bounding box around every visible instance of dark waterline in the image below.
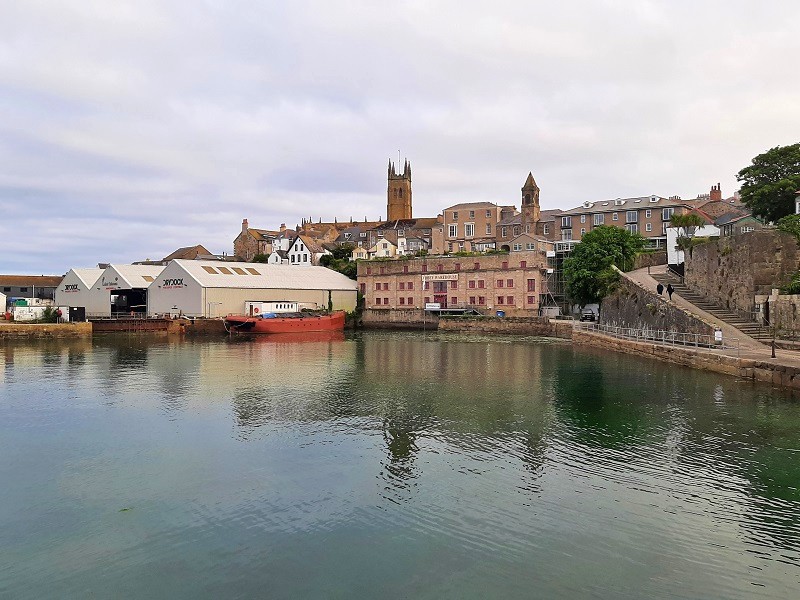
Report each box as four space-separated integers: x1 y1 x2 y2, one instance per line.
1 332 799 599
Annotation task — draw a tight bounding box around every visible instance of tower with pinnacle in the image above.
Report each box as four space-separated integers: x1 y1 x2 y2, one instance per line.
521 172 540 234
387 159 413 221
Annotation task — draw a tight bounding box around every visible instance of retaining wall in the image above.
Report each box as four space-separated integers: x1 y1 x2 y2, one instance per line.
438 316 572 338
0 322 92 339
362 308 439 329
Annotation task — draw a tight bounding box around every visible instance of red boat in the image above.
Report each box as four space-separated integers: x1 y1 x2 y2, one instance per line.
224 311 346 334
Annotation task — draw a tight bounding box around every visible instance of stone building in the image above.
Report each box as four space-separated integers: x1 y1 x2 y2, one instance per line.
357 251 550 316
387 160 412 221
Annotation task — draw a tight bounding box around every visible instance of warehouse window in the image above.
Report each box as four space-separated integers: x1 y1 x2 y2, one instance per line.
232 267 247 275
218 267 233 274
202 266 218 274
142 276 154 282
246 268 261 275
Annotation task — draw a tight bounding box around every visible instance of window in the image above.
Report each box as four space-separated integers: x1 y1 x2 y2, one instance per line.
520 261 527 268
479 296 486 305
486 210 491 218
375 283 381 291
422 264 428 273
580 214 586 223
20 287 28 292
497 296 504 305
425 297 430 304
507 296 514 305
451 296 457 305
645 223 652 232
469 210 475 219
513 244 522 251
360 283 366 294
360 232 366 238
526 243 535 250
474 262 480 270
448 243 453 252
379 266 385 274
399 297 405 305
448 224 457 237
505 279 512 287
502 261 508 269
452 211 459 221
593 214 604 226
478 280 485 289
469 296 476 305
408 282 414 290
424 282 430 290
399 282 405 290
624 210 638 223
543 224 550 235
437 264 443 272
662 208 674 221
580 228 586 236
527 296 535 305
408 297 413 305
465 223 474 237
403 265 408 274
202 266 218 274
468 280 476 289
497 279 504 288
450 280 457 289
218 267 233 274
486 223 492 235
741 226 755 233
645 209 652 218
527 279 536 291
246 268 261 275
561 216 572 228
455 263 461 271
3 287 10 292
383 282 389 290
501 226 507 237
366 267 372 275
612 212 619 221
625 223 639 234
382 242 388 249
562 230 573 240
514 226 520 236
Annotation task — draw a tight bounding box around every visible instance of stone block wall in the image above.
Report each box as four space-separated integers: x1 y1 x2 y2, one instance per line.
686 230 799 314
633 250 667 270
438 316 572 338
362 308 439 329
0 322 92 338
601 270 715 337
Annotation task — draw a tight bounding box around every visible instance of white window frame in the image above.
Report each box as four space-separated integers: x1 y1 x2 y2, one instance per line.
645 222 652 232
612 212 619 221
465 223 475 238
645 209 652 218
626 210 638 223
625 223 639 234
662 208 674 221
580 214 586 223
448 224 457 238
593 214 604 226
561 216 572 228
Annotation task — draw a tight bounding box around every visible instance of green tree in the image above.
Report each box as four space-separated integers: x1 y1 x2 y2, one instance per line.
737 143 800 222
252 253 270 263
563 226 646 307
331 244 356 260
670 212 705 258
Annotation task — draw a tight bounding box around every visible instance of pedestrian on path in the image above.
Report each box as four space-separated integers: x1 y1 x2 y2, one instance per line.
666 284 674 300
656 283 664 296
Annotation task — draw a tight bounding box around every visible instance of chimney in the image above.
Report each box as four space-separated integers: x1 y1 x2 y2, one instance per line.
242 218 249 233
710 183 722 202
279 223 286 232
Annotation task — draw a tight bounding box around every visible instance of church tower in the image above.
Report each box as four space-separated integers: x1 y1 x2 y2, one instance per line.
387 159 412 221
521 172 540 234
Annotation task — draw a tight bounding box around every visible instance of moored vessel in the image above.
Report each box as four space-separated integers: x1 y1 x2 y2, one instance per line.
224 310 346 334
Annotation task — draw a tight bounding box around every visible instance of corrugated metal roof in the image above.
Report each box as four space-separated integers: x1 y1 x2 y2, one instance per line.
72 268 103 287
173 260 358 291
108 264 166 288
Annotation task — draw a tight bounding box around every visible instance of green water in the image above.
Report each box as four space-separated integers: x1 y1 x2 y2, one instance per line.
1 332 799 599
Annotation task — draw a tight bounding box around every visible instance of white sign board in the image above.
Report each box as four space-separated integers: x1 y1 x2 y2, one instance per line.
421 273 458 282
425 303 441 310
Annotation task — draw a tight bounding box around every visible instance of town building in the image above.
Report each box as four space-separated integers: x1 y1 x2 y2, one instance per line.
387 160 412 221
442 202 513 252
0 275 63 301
85 264 166 316
287 234 329 265
717 213 765 236
146 260 357 318
357 251 550 316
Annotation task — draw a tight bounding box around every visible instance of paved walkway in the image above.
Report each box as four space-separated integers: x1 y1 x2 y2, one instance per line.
624 265 800 368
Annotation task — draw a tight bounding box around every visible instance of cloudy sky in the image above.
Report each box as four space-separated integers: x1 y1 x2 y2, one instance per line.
1 1 798 274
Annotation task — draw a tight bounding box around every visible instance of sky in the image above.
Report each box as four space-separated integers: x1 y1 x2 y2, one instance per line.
1 0 798 274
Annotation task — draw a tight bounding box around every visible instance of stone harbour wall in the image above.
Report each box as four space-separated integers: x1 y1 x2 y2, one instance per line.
601 268 715 338
0 322 93 338
438 316 572 338
686 229 800 314
362 308 439 329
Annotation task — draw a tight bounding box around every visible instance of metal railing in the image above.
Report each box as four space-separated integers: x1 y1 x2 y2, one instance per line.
576 322 739 353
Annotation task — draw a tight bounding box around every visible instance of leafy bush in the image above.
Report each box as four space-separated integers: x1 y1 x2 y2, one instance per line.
781 271 800 295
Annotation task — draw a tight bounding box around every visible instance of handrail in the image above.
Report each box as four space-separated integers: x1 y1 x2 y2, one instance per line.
576 321 739 353
666 265 684 284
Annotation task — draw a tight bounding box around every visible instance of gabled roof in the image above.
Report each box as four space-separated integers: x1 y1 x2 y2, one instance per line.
293 234 326 254
105 264 166 288
559 196 677 215
0 274 63 287
497 213 522 227
167 260 357 291
715 212 761 226
443 201 498 211
538 209 562 222
162 245 212 262
70 268 103 287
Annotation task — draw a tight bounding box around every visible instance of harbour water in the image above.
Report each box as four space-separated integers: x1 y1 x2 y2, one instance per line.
1 331 799 599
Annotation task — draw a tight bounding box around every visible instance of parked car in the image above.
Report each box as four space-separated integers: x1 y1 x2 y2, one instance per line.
579 308 596 322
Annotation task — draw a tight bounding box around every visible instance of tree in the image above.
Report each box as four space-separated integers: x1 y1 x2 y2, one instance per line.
252 253 270 263
737 143 800 222
670 212 705 260
331 244 356 260
563 226 646 307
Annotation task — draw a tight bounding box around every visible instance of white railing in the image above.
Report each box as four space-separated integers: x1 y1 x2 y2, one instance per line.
576 322 739 353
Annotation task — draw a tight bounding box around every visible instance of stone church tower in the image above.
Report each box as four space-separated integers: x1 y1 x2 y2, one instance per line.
387 160 412 221
521 172 540 233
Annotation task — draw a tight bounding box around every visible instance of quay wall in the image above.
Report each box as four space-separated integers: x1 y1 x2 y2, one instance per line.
633 250 667 270
362 308 439 329
438 316 572 338
601 268 716 337
573 329 800 390
0 322 92 339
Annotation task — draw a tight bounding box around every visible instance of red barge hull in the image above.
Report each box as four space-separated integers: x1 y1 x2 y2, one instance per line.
224 311 346 334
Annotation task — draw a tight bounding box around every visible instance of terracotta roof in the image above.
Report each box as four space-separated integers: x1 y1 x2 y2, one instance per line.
443 202 498 211
162 245 212 261
0 275 63 287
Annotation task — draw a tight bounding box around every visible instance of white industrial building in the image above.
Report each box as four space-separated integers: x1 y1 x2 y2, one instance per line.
146 260 358 317
54 268 104 316
88 264 165 316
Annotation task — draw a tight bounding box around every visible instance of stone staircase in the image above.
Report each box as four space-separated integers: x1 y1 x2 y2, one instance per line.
656 272 771 343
